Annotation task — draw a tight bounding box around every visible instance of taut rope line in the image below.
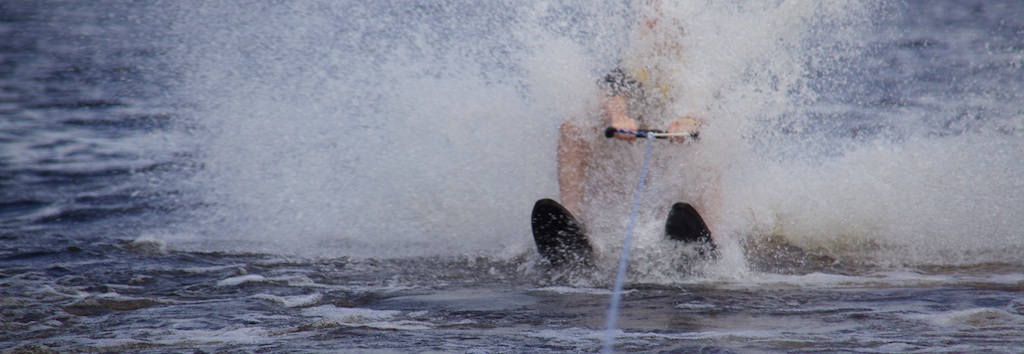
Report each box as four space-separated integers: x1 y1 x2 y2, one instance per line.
602 131 655 353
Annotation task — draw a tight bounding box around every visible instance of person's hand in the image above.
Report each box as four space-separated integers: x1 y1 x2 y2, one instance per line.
667 117 700 143
610 114 639 143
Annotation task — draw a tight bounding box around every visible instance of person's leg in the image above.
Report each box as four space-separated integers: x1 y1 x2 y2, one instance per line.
558 120 588 218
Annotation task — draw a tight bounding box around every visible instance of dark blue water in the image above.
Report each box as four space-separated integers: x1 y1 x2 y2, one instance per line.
3 1 1024 352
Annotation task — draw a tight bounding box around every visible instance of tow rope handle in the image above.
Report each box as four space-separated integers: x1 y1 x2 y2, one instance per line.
604 127 699 140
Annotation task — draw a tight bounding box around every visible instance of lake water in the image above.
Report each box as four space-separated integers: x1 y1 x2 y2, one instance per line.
3 1 1024 352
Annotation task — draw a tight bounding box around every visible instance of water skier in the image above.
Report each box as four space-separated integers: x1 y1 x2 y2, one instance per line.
533 1 716 265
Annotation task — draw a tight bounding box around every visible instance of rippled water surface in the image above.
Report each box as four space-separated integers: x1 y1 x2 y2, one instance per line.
3 1 1024 352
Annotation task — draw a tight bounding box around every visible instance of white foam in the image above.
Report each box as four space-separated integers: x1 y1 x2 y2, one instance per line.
215 273 325 288
673 302 717 310
301 305 432 330
675 270 967 290
127 235 167 255
251 293 322 308
980 273 1024 286
527 328 603 351
182 264 246 274
35 284 81 298
529 286 625 296
124 326 273 348
216 274 266 287
915 308 1024 328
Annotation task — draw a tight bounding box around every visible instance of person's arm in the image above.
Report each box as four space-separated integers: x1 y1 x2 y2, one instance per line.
603 95 639 143
666 117 701 143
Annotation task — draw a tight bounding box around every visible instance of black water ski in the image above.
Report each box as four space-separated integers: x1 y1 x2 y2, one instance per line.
665 202 716 255
531 199 593 266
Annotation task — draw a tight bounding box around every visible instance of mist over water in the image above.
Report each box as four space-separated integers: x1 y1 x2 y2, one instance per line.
167 1 624 257
166 0 1024 271
720 1 1024 268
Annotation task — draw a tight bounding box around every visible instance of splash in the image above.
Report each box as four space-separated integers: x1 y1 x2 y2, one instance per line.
167 1 628 257
703 1 1024 268
163 1 1024 271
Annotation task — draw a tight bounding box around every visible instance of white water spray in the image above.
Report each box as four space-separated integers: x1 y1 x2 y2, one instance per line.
163 1 1024 272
